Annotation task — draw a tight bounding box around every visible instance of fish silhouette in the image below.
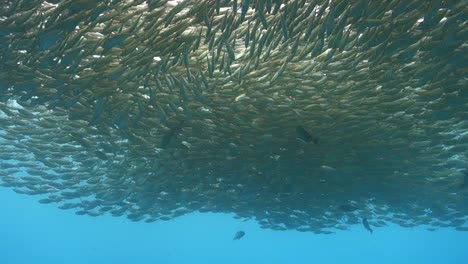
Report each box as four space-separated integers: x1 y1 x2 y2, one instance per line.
295 126 318 144
338 204 358 212
462 169 468 188
362 218 373 234
160 121 185 149
233 230 245 240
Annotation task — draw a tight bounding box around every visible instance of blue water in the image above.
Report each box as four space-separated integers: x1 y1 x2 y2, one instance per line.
1 188 467 264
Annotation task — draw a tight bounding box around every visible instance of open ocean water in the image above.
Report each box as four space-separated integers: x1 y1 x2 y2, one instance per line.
1 0 468 263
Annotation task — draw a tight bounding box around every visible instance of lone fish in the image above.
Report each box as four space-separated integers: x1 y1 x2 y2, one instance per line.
362 218 373 234
295 126 318 144
338 204 358 212
462 168 468 188
160 121 185 149
233 230 245 240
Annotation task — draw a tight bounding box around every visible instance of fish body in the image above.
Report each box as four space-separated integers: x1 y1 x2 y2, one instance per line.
463 169 468 187
362 218 373 234
233 230 245 240
338 204 358 212
295 126 318 144
160 122 184 149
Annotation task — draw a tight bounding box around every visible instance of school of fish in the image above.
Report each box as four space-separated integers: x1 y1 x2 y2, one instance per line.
0 0 467 234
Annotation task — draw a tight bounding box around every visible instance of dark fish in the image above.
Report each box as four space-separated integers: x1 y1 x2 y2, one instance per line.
295 126 318 144
70 132 91 149
160 121 185 149
94 150 108 161
462 169 468 188
362 218 373 234
338 204 358 212
233 230 245 240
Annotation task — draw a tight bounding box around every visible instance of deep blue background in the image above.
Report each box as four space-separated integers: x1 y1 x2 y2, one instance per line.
1 187 467 264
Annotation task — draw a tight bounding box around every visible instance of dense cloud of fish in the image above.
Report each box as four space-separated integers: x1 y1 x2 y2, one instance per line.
0 0 467 234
